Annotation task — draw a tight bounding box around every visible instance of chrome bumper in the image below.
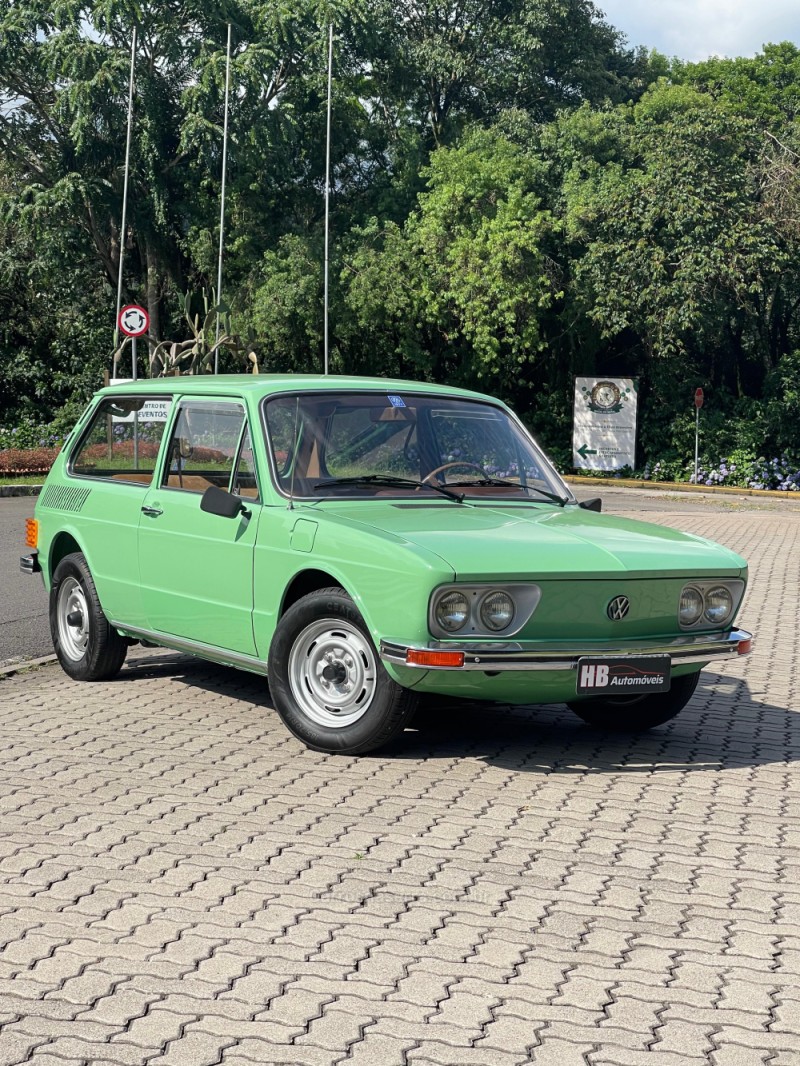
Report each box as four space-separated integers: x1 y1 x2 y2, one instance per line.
380 629 753 671
19 551 41 575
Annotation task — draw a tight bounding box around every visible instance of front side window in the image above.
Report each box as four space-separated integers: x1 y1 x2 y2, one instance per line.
163 401 246 494
70 396 170 485
263 392 567 502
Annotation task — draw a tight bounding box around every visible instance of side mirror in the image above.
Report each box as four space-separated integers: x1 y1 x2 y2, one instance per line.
200 485 251 519
579 497 602 512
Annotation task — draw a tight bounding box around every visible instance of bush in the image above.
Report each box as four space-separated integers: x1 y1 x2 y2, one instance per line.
0 447 61 475
0 419 66 451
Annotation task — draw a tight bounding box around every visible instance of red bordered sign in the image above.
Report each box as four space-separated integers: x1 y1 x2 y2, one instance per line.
118 304 150 338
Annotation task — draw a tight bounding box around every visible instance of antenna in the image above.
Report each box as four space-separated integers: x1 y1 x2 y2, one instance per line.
323 23 333 375
215 22 233 373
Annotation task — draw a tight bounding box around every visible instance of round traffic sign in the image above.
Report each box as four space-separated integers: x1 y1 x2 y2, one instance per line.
118 304 150 338
694 388 704 409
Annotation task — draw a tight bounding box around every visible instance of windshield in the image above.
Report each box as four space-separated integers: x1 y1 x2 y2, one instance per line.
263 391 570 502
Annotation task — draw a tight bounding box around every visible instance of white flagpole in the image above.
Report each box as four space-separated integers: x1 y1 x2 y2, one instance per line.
215 22 233 373
323 23 333 375
114 25 137 360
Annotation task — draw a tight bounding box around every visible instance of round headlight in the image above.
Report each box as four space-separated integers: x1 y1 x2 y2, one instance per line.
679 586 704 626
435 591 470 632
479 590 515 632
704 586 733 624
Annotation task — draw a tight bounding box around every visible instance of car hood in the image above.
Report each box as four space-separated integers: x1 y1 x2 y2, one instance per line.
317 501 747 580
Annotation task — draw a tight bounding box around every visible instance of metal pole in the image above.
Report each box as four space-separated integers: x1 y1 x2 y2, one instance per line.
323 23 333 376
694 405 700 483
132 335 139 468
215 22 232 372
114 25 137 352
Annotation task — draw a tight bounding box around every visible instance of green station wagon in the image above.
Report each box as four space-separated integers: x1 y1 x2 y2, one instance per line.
22 375 753 754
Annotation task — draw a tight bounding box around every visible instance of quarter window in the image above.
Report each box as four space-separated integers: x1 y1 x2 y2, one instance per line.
232 428 260 500
70 397 170 485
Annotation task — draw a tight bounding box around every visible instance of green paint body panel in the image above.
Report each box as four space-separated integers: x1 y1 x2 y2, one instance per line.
32 374 751 707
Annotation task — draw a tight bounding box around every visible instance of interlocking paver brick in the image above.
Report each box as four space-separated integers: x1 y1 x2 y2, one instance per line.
1 499 799 1064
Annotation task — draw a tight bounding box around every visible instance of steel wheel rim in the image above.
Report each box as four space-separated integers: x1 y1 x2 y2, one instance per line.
57 577 90 662
288 619 377 728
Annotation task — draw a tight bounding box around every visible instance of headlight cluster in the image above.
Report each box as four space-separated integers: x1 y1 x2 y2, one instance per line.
679 582 739 628
430 584 541 638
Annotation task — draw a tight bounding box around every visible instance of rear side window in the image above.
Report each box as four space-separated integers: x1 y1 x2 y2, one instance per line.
70 397 170 485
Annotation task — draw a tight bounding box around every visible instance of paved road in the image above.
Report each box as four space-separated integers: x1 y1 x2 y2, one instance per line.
3 484 799 669
0 497 49 668
0 497 797 1064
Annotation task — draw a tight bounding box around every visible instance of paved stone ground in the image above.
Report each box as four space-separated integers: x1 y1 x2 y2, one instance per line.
0 505 797 1066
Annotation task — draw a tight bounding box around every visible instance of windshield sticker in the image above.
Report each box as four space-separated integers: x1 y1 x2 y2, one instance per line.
388 395 406 408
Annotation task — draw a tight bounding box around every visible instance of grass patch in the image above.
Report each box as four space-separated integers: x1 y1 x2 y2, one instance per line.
0 475 48 486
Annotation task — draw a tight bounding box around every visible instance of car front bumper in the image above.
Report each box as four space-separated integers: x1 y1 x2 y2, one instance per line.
380 628 753 671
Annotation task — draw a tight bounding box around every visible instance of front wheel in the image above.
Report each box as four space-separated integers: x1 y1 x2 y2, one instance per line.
267 588 418 754
567 671 700 731
49 552 128 681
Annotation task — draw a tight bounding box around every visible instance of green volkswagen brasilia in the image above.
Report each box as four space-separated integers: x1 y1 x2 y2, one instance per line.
21 375 753 754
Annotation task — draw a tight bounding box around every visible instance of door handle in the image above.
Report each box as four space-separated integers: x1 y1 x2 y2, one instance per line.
141 506 163 517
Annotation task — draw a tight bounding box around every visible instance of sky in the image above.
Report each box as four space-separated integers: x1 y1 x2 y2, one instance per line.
597 0 799 61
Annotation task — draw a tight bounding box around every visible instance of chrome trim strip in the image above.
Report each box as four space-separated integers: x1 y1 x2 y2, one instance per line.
110 623 269 677
380 629 753 671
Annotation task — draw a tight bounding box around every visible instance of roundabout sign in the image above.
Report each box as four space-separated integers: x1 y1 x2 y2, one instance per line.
118 304 150 338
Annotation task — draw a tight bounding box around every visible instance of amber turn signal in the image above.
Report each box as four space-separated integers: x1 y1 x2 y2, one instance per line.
406 649 465 668
25 518 38 549
737 638 752 656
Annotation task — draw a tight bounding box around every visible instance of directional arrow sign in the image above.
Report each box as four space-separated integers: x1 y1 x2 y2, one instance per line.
577 444 598 459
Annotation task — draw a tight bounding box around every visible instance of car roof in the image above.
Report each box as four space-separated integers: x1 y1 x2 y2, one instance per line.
98 374 493 402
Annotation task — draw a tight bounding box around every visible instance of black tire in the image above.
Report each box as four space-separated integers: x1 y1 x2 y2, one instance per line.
567 671 700 731
267 588 418 754
49 552 128 681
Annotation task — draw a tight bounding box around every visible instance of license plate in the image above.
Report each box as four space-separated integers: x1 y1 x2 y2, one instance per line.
576 656 671 695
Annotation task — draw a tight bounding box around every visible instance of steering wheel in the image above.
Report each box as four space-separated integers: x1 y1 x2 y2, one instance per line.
422 461 487 484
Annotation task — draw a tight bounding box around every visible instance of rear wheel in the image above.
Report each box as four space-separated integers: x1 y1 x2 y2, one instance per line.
267 588 418 754
567 671 700 731
49 553 128 681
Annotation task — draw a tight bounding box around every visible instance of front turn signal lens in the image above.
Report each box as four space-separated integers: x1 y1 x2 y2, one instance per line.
25 518 38 549
737 638 752 656
406 649 465 668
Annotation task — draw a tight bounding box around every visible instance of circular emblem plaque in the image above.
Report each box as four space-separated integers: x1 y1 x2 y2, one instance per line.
607 596 630 621
591 381 621 410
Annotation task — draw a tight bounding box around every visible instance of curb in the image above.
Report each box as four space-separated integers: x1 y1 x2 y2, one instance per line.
0 654 57 678
564 476 800 500
0 484 43 497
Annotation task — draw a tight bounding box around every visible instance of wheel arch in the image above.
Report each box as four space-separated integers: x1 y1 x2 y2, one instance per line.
280 568 346 617
48 531 84 580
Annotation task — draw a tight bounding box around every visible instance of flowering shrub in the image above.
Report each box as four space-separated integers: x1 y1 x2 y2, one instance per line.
0 447 61 475
747 454 800 491
0 420 65 452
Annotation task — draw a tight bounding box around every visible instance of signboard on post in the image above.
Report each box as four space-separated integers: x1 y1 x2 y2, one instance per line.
109 380 169 422
117 305 149 383
573 377 638 471
118 305 149 337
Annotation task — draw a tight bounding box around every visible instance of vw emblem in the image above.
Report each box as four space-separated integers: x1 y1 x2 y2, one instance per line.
607 596 630 621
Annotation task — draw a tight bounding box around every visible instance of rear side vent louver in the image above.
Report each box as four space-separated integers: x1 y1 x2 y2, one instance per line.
39 485 92 513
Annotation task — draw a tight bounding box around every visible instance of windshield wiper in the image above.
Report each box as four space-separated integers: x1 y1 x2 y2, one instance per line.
455 477 569 506
314 474 464 503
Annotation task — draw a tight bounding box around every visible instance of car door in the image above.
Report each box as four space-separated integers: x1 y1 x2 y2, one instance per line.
137 398 261 655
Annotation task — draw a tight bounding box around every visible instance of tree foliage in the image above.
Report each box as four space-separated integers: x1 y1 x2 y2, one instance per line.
1 1 799 466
